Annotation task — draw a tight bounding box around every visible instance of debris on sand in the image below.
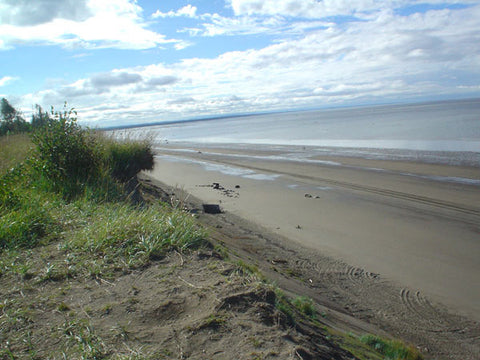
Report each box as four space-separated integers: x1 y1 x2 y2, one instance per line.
203 204 222 214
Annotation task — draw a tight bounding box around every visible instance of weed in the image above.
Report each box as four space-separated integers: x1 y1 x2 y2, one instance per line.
249 336 263 348
40 262 67 282
213 243 229 259
198 314 227 330
235 260 265 282
62 318 107 359
273 289 295 325
360 334 423 360
57 302 70 312
292 296 316 319
102 304 113 315
111 323 131 341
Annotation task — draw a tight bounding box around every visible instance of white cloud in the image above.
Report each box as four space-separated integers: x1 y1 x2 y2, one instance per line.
0 0 175 50
188 12 288 37
174 40 194 50
152 5 197 19
0 0 92 26
227 0 376 18
17 2 480 126
227 0 480 18
0 76 17 87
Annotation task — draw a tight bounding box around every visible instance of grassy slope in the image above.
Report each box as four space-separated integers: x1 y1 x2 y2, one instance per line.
0 134 423 359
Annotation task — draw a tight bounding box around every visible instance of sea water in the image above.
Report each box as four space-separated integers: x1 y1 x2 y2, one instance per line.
115 98 480 167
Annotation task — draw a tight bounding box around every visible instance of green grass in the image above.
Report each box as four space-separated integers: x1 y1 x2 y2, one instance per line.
100 136 154 183
62 317 107 359
0 110 206 276
273 288 295 325
292 296 316 319
324 329 424 360
61 201 206 274
0 134 33 173
360 334 423 360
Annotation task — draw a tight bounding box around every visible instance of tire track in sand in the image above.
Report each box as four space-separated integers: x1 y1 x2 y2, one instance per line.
206 158 480 219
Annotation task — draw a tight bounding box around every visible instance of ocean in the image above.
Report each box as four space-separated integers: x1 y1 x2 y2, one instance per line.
114 98 480 167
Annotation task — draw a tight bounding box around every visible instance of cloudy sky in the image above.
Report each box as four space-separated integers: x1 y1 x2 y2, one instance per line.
1 0 480 127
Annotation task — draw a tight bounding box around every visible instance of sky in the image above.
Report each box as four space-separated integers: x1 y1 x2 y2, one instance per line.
1 0 480 127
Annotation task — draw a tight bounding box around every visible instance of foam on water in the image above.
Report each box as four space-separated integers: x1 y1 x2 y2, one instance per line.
155 147 480 186
156 154 280 181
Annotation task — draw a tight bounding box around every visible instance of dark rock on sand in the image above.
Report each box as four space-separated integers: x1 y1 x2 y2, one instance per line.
203 204 222 214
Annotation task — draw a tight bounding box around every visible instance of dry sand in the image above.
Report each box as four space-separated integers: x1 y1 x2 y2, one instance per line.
148 144 480 324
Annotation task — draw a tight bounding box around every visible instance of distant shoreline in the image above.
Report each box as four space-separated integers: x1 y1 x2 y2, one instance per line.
154 141 480 170
102 96 480 130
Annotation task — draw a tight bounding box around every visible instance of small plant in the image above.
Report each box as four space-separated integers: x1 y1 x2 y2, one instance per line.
235 260 264 281
102 304 113 315
292 296 316 319
111 323 130 341
213 243 229 259
62 318 107 359
249 336 263 348
57 302 70 312
274 289 295 325
359 334 423 360
198 314 227 330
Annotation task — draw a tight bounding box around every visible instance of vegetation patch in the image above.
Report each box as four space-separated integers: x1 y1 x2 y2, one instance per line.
360 334 423 360
292 296 317 319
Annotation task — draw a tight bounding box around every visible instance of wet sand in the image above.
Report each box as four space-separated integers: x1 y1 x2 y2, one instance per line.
148 144 480 321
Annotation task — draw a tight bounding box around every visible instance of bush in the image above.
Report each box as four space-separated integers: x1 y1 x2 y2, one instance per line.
102 138 154 182
0 105 158 252
30 107 155 200
31 106 101 197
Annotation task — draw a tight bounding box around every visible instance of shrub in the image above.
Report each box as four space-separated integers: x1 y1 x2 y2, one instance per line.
30 107 155 200
31 106 100 197
104 138 154 182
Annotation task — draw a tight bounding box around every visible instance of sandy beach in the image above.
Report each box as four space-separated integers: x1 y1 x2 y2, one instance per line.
148 144 480 323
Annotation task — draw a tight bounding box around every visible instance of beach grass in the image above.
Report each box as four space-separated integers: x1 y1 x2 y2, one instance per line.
0 109 206 259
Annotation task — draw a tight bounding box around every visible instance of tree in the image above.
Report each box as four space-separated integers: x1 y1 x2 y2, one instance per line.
0 97 30 135
31 104 51 129
1 98 17 122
